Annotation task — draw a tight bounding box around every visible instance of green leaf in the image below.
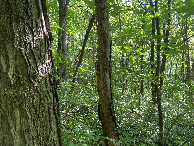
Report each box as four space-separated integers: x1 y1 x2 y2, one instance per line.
50 24 63 30
177 0 194 17
155 12 161 17
179 45 189 50
83 0 95 10
69 142 75 146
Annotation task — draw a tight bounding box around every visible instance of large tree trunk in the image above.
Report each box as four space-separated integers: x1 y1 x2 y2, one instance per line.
95 0 119 145
0 0 62 145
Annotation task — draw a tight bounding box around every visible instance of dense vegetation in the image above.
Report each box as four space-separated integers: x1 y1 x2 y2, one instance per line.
47 0 193 145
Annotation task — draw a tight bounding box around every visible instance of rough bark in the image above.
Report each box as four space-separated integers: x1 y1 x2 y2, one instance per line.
95 0 119 145
0 0 62 145
57 0 70 80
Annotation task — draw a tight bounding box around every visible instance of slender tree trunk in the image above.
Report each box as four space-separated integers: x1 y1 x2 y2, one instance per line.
184 19 191 82
181 18 186 82
0 0 62 145
140 14 145 97
121 51 125 94
116 0 126 95
175 63 178 80
192 58 194 79
181 50 185 81
180 17 193 105
184 19 193 106
140 50 144 95
155 0 164 145
57 0 70 80
95 0 119 145
150 0 156 103
139 15 145 110
160 0 171 87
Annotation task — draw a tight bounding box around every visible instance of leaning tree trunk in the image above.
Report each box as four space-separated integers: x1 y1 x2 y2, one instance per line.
0 0 62 145
95 0 119 145
71 14 96 93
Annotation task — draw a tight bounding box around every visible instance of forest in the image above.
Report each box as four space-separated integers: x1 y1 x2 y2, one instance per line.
0 0 193 145
47 0 193 145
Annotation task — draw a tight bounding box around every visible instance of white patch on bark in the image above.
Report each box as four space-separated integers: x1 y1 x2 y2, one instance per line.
38 54 52 78
41 13 48 36
7 44 15 84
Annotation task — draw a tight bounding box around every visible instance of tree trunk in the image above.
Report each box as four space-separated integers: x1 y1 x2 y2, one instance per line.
0 0 62 145
155 0 164 145
192 58 194 79
184 19 193 106
160 0 171 87
150 0 156 103
116 0 126 95
140 14 145 97
57 0 70 80
184 19 191 82
140 49 144 96
181 50 185 81
95 0 119 145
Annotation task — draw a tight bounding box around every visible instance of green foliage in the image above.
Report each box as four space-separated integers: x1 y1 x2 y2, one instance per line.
83 0 95 10
47 0 194 145
176 0 194 18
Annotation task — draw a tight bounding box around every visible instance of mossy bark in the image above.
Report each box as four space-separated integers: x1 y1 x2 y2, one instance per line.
0 0 61 145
